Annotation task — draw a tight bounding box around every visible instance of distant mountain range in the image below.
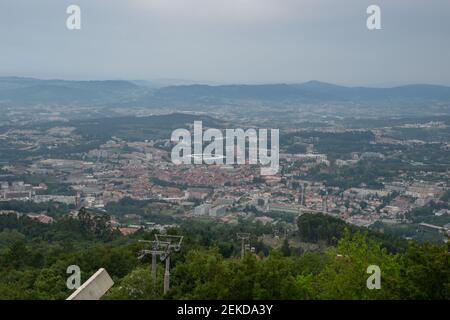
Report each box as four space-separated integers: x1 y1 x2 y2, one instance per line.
0 77 142 106
1 77 450 108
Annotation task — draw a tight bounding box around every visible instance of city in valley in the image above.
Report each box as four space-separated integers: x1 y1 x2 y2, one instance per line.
1 78 449 245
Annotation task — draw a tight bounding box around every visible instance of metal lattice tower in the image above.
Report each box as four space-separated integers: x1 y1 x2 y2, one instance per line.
236 232 250 259
138 234 183 294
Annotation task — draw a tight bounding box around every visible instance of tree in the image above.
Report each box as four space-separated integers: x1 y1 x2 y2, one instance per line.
105 267 162 300
315 230 401 299
281 239 291 257
396 242 450 299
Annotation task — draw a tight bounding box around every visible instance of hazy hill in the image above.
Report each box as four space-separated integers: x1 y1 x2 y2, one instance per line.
2 77 450 110
0 77 141 106
150 81 450 103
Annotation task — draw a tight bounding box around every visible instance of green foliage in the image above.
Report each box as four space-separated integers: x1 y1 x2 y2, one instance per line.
396 242 450 299
105 266 162 300
305 161 386 189
281 239 291 257
0 208 449 300
297 213 407 252
104 197 178 225
315 230 401 299
0 200 72 216
440 190 450 202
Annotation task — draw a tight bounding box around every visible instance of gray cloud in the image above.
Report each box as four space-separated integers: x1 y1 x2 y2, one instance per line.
0 0 449 85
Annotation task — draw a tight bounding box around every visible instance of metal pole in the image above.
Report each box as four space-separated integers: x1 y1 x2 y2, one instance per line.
164 255 170 294
151 252 157 291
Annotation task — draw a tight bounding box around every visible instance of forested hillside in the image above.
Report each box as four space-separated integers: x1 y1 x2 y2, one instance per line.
0 210 448 300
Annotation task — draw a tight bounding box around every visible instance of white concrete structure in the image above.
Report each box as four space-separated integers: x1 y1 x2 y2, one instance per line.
66 268 114 300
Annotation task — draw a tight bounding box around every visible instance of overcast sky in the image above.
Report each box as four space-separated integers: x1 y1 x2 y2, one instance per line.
0 0 449 86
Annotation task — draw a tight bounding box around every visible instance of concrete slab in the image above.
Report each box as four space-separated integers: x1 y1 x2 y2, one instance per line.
67 268 114 300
